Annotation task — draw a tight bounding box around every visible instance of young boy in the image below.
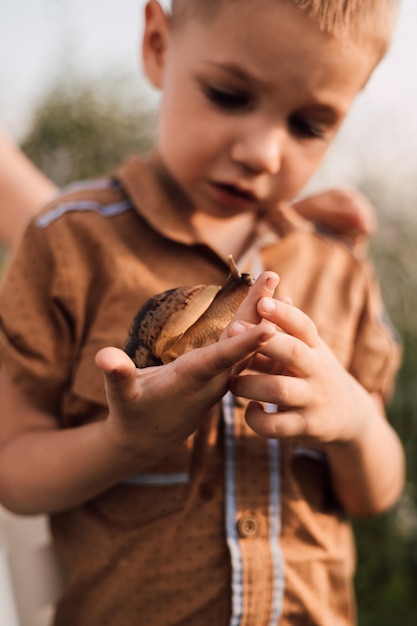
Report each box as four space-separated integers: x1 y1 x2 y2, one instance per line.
0 1 405 625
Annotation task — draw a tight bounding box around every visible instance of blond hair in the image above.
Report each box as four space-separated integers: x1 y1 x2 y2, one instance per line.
289 0 399 54
171 0 400 56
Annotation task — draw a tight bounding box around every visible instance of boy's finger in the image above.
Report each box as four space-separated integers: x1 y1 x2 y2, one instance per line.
224 271 279 331
230 371 310 407
257 297 318 347
190 320 277 381
245 401 308 439
95 347 139 400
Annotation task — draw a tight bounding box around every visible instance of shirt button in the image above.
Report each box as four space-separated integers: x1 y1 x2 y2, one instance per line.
237 514 260 538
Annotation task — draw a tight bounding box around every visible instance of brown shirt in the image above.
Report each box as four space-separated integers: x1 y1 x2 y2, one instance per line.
0 156 401 626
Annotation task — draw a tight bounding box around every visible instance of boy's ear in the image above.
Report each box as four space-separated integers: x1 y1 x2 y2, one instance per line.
142 0 170 89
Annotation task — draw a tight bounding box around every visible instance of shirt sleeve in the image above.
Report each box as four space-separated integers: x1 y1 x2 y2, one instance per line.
349 260 402 402
0 217 75 414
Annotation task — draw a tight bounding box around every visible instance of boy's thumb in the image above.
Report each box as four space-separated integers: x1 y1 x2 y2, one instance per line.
95 347 137 395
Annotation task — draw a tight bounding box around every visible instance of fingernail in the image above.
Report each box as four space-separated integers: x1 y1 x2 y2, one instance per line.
266 276 279 293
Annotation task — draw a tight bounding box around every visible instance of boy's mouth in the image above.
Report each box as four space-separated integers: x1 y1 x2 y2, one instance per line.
212 182 258 203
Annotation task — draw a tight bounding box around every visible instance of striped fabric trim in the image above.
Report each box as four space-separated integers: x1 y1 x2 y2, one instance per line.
223 392 244 625
223 395 285 625
123 472 190 486
267 436 285 625
36 199 133 229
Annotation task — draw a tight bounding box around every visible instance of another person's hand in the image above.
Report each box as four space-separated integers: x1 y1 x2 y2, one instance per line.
292 189 377 257
0 129 56 247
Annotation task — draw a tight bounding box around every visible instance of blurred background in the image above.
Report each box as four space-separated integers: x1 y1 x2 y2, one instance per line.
1 1 417 625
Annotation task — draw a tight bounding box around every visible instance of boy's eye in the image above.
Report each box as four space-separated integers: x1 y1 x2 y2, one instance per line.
204 85 251 111
289 115 326 140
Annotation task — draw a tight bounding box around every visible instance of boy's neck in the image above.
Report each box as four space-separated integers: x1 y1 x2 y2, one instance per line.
145 152 258 262
190 210 257 263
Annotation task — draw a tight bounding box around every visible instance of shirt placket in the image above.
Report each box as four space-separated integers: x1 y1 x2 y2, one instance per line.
223 393 285 626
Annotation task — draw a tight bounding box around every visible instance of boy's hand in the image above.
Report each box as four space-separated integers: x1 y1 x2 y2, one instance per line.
230 296 375 446
95 273 279 464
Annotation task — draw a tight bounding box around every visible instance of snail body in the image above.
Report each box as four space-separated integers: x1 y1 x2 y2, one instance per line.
125 256 254 368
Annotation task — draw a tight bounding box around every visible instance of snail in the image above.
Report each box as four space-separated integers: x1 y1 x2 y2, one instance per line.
125 255 254 368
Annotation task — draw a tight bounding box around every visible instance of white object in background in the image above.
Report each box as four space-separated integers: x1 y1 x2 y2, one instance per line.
0 544 20 626
0 507 63 626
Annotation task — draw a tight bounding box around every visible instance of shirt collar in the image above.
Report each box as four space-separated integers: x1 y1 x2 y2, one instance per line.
117 154 313 254
118 154 200 246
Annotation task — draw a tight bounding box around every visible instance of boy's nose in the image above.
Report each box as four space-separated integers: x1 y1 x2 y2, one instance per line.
230 127 283 175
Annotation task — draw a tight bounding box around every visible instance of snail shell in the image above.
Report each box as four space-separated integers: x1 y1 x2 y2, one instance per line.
125 256 254 368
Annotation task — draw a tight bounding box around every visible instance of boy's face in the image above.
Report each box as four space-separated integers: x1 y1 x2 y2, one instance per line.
144 0 379 218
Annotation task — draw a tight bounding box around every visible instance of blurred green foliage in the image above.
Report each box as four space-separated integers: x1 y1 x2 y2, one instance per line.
21 79 157 186
352 335 417 625
5 77 417 625
344 174 417 623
